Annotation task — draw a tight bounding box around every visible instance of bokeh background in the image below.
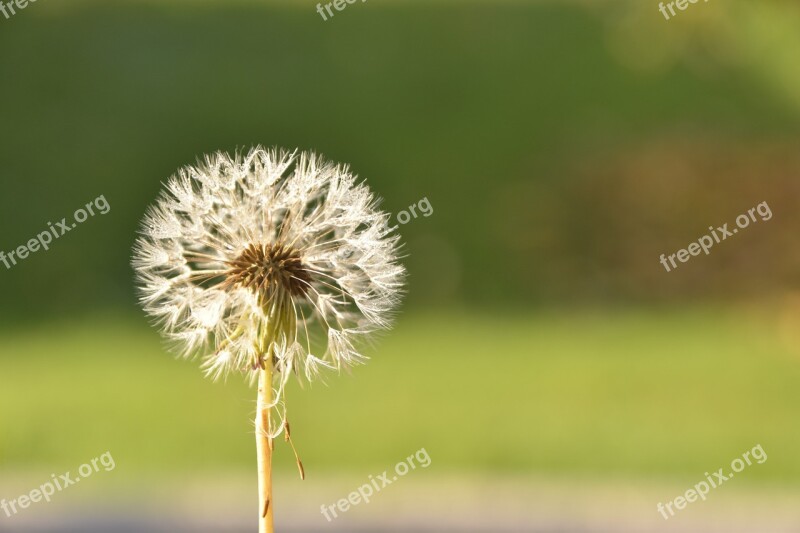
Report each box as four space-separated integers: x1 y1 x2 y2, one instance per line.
2 0 800 531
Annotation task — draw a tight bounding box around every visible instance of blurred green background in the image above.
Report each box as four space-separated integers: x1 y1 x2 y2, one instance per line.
1 0 800 529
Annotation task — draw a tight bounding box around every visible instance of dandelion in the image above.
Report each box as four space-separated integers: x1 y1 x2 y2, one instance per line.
131 147 405 533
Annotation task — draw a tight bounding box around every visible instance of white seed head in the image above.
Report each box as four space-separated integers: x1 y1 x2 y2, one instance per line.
132 147 405 396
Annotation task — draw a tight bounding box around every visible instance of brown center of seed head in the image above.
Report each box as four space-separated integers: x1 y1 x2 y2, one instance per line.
224 242 312 298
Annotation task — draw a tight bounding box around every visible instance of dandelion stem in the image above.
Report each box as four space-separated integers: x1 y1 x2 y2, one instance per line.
257 364 275 533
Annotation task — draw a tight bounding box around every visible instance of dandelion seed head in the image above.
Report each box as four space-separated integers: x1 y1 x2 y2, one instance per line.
132 147 405 396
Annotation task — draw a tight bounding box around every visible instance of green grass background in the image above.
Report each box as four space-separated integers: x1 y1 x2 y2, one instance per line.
1 308 797 483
